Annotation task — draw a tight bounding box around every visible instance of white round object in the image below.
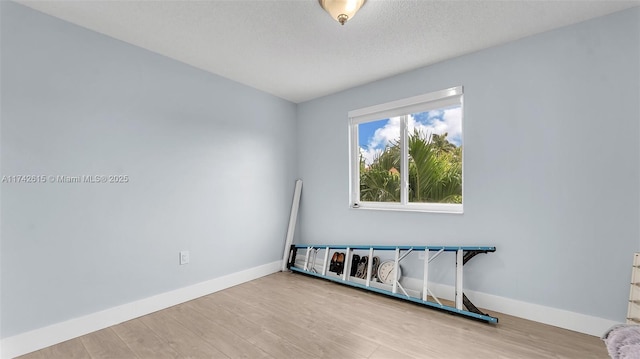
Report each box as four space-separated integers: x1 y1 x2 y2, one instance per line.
377 260 402 285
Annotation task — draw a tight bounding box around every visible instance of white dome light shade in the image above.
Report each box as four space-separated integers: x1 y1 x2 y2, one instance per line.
318 0 367 25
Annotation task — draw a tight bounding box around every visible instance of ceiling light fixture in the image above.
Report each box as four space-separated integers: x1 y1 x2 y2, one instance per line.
318 0 366 26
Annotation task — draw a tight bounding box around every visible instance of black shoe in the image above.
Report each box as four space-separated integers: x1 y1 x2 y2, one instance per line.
336 252 345 275
329 252 339 273
350 254 360 276
371 256 380 281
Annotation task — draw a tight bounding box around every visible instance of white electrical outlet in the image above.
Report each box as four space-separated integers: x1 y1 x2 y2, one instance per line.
180 251 190 265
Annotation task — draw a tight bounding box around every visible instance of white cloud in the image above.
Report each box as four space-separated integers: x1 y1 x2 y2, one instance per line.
411 107 462 146
369 116 401 149
359 146 380 167
359 116 401 165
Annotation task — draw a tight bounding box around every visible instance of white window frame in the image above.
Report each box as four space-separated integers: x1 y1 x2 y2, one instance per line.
348 86 464 214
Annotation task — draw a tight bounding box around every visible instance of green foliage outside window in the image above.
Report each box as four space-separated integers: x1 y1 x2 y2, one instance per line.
359 130 462 204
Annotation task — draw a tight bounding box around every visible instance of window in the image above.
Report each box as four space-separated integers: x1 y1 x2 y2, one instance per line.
349 86 463 213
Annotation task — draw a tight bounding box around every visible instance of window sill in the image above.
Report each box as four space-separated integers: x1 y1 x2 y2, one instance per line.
350 202 463 214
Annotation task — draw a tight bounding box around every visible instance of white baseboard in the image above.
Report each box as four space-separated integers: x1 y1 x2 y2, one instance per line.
401 277 619 337
1 261 281 359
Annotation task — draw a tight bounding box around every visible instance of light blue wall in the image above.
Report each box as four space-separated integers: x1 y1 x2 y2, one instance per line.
0 2 297 338
297 7 640 322
2 1 639 340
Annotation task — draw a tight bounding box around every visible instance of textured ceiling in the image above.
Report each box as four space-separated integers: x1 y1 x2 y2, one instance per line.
16 0 640 103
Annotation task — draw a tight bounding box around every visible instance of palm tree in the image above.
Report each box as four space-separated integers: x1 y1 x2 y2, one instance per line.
430 133 456 154
360 146 401 202
408 129 461 203
360 130 461 204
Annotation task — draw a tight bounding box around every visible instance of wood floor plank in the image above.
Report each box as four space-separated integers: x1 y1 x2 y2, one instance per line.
17 338 91 359
16 272 609 359
164 303 273 359
215 290 368 358
111 318 181 359
231 276 484 356
140 310 229 358
189 295 266 340
220 282 379 357
80 328 139 359
247 329 320 359
368 345 416 359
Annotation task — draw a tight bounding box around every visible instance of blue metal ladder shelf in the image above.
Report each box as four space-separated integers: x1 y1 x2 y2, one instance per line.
286 244 498 324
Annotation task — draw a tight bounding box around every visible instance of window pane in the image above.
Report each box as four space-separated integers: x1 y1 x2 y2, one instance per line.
358 118 401 203
407 106 462 204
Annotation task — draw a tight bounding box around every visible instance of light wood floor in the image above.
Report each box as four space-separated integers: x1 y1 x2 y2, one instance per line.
19 272 608 358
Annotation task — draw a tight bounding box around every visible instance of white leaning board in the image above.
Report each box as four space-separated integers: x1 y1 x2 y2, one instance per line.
282 179 302 272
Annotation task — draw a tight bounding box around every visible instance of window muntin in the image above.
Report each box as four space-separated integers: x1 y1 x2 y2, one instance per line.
349 87 463 213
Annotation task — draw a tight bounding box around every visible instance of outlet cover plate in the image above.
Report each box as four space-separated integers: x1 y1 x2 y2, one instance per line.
180 251 189 265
